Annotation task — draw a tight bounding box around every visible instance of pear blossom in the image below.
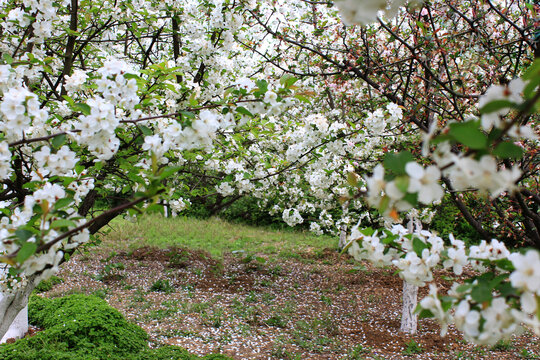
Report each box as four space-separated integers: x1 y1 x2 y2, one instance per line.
33 183 66 205
0 142 12 180
478 78 527 130
509 250 540 293
282 208 303 227
419 284 451 336
405 162 444 204
64 70 88 93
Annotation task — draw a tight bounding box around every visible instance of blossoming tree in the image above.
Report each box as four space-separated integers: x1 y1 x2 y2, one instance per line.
0 0 303 340
0 0 539 348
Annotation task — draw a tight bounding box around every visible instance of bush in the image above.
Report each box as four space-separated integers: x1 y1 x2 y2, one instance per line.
430 195 482 245
4 294 148 359
1 294 232 360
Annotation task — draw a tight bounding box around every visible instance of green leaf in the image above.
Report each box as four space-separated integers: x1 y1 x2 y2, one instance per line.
402 192 418 207
124 73 141 80
448 121 487 150
496 282 518 298
489 274 508 289
418 309 434 319
3 53 13 65
75 103 91 115
492 258 514 272
280 75 298 88
470 281 492 304
456 283 473 293
16 241 37 263
51 219 77 228
440 298 454 312
54 198 74 210
522 59 540 82
145 203 164 215
51 134 66 149
360 227 375 236
383 151 414 176
479 100 514 114
180 110 195 119
492 141 524 159
138 125 153 136
15 229 34 242
294 94 311 103
378 195 390 213
255 79 268 92
236 106 254 118
382 233 398 245
487 128 503 142
159 166 181 180
524 75 540 99
431 134 453 145
394 176 409 194
412 237 429 257
188 93 198 107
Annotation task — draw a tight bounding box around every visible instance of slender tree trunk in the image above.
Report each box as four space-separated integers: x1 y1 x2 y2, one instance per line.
400 280 418 334
0 298 27 343
0 275 37 342
339 227 347 250
338 202 349 250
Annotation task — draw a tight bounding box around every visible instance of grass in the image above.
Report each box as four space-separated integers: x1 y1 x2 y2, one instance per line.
402 340 423 355
99 214 338 258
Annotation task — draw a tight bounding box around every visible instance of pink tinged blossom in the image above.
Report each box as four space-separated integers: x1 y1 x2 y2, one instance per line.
33 183 66 205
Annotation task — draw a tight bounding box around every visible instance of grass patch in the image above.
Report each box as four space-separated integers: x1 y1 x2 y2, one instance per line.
150 279 175 294
100 214 337 258
33 275 63 293
402 340 423 355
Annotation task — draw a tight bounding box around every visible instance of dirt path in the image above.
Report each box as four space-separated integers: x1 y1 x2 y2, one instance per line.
44 247 539 359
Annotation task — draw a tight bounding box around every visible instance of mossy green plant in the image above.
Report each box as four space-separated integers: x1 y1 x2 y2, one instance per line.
0 294 232 360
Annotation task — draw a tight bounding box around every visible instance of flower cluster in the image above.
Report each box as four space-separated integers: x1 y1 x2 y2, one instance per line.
365 161 444 217
34 146 79 177
348 223 540 344
0 87 48 141
0 142 12 180
477 78 526 131
282 208 304 227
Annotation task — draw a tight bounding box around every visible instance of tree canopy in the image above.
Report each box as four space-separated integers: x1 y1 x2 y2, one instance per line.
0 0 539 345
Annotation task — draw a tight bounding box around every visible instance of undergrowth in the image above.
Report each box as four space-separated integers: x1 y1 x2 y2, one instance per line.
0 294 231 360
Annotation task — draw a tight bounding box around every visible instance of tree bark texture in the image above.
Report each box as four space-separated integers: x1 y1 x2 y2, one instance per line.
400 280 418 334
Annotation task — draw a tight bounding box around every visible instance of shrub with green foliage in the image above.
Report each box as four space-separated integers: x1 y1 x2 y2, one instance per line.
0 294 232 360
430 195 482 245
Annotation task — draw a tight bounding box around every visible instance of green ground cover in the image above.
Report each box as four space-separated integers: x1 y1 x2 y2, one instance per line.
0 294 231 360
100 214 338 258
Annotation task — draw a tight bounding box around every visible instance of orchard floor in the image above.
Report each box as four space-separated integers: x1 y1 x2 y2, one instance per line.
45 246 539 360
